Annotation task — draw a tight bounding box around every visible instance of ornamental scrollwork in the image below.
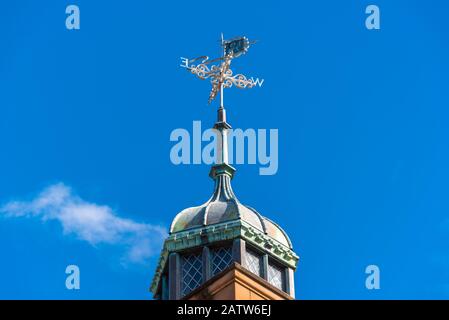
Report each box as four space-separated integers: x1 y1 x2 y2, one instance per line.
179 35 264 104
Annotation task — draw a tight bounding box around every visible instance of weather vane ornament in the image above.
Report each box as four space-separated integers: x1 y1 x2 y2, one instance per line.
180 35 264 105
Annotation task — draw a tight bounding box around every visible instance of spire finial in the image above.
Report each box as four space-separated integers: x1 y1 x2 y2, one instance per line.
180 35 264 180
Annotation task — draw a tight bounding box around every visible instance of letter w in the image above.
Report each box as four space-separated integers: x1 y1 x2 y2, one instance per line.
251 77 265 87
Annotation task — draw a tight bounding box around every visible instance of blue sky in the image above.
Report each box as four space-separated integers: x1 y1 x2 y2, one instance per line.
1 0 449 299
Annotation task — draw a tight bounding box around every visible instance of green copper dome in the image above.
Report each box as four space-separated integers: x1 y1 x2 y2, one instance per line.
169 169 293 249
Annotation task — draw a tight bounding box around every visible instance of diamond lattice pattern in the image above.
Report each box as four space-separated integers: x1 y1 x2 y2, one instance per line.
182 253 203 296
267 262 284 290
244 250 261 276
211 247 233 276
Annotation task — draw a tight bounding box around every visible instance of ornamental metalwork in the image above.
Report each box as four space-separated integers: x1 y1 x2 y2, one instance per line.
180 34 264 105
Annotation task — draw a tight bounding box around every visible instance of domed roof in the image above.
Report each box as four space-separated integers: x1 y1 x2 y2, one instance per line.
170 172 293 249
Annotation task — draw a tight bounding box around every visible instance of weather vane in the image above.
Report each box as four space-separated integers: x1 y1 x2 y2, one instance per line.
180 34 264 106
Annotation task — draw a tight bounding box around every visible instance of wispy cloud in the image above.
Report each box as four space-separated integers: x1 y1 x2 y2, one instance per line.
0 183 167 264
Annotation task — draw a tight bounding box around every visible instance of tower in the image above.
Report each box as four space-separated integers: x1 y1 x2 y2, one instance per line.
150 36 299 300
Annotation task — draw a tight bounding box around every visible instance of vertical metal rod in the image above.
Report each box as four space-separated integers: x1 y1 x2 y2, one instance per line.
220 83 224 109
220 33 225 110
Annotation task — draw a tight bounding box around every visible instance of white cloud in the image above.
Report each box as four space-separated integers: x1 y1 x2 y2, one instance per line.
0 183 167 264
